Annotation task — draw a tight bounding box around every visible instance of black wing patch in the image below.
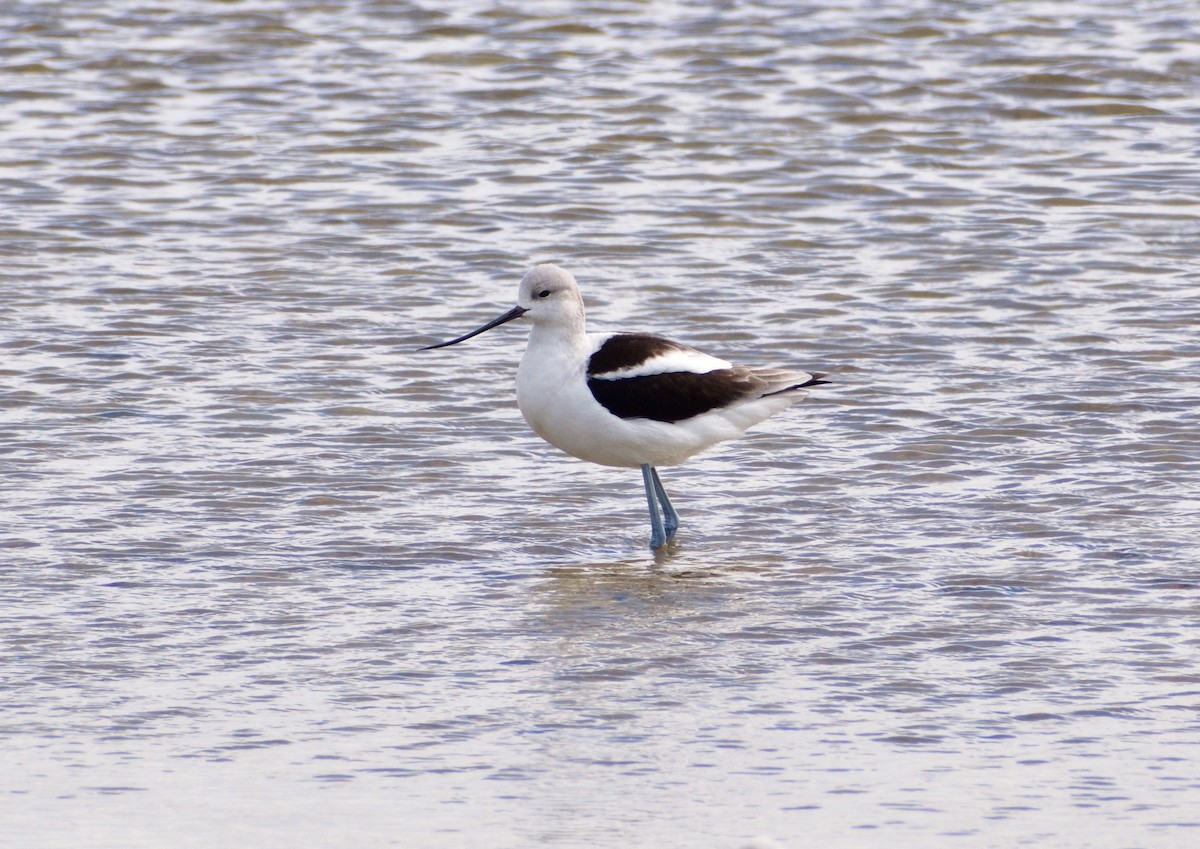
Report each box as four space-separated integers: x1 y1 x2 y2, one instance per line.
586 333 694 377
588 369 761 423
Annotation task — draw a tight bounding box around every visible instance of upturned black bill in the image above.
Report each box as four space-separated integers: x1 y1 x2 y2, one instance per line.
420 305 529 350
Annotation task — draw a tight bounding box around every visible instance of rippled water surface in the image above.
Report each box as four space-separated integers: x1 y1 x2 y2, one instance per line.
4 1 1200 847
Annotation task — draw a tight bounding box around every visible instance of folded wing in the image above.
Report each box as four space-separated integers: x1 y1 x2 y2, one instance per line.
586 333 825 424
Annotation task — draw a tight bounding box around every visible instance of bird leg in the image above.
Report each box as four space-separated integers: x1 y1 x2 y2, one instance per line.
650 466 680 541
640 464 667 549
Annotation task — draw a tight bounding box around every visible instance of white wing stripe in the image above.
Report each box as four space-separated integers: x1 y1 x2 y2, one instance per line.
590 348 732 380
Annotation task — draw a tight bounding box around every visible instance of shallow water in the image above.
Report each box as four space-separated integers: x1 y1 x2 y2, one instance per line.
3 1 1199 847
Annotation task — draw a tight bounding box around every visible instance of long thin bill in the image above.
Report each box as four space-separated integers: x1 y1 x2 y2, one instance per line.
420 305 529 350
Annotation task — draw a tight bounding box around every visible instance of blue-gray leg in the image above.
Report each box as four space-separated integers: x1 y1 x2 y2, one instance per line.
650 466 679 541
640 463 667 549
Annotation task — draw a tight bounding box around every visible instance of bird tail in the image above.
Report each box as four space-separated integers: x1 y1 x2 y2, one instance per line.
761 371 829 397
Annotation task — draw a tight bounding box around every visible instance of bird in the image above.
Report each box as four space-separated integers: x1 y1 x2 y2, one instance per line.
421 264 828 550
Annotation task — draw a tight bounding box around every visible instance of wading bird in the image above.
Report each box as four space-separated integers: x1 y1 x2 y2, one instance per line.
422 264 827 549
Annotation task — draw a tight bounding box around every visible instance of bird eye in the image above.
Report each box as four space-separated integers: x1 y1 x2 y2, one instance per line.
538 289 551 298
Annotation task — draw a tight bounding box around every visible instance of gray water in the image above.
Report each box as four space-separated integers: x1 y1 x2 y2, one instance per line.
3 1 1199 847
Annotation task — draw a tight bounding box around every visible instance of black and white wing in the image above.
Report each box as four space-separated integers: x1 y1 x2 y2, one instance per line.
586 333 825 424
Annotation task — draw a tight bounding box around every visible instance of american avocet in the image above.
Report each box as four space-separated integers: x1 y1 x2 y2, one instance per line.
422 264 828 550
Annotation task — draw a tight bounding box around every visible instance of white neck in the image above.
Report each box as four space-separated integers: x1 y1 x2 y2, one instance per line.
526 310 588 353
